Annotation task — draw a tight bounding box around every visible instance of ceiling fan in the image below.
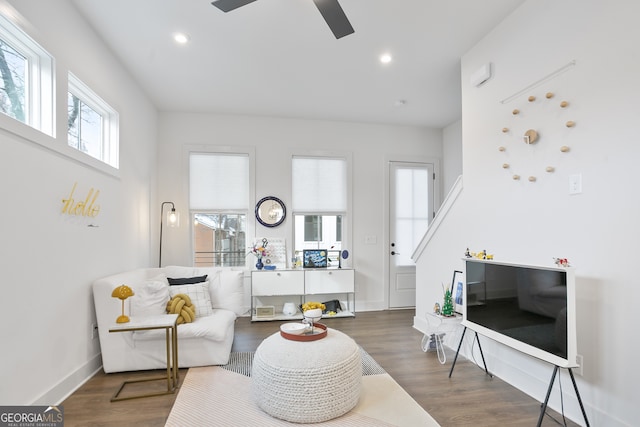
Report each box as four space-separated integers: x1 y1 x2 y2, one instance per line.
211 0 355 39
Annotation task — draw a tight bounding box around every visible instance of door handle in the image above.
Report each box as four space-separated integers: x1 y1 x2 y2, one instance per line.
391 251 400 255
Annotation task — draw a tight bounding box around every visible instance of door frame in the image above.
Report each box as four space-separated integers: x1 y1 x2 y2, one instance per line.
383 155 441 309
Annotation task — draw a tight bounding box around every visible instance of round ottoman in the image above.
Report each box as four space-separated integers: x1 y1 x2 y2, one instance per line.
251 327 362 423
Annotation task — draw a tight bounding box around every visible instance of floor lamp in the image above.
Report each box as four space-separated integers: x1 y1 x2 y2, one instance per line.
159 201 179 267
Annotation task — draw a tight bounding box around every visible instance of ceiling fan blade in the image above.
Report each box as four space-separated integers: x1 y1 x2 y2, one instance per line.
211 0 258 13
312 0 354 39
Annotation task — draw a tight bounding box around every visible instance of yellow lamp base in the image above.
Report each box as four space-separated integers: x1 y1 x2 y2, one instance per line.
116 315 130 323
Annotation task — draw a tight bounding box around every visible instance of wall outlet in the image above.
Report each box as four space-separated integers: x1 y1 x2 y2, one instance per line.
91 323 99 340
575 354 584 376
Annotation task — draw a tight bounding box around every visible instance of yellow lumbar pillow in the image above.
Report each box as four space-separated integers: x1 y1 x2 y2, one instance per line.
166 294 196 324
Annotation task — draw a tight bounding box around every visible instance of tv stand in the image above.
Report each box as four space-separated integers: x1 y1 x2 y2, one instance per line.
449 326 492 378
539 365 590 427
451 327 590 427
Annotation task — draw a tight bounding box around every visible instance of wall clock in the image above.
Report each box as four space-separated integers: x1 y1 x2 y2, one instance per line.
499 91 575 183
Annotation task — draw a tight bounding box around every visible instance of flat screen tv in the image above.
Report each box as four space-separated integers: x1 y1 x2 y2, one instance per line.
462 259 577 368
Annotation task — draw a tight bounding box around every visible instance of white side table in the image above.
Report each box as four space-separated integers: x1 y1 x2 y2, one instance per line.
108 314 179 401
421 312 462 364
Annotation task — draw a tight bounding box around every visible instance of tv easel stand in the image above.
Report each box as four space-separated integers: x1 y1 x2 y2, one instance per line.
450 327 590 427
449 326 492 378
539 365 590 427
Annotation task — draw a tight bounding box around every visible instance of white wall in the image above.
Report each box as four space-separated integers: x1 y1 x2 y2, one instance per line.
0 0 157 404
415 1 640 425
157 112 442 311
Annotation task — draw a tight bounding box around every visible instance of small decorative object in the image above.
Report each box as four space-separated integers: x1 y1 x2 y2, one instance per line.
111 285 134 323
513 174 521 180
512 108 520 115
498 146 506 152
280 322 307 336
528 176 537 182
433 302 441 314
264 265 276 270
464 248 471 258
524 129 538 144
338 249 349 268
546 166 555 173
301 301 325 332
502 127 509 133
554 257 571 267
528 95 536 102
546 92 554 99
282 302 297 316
503 163 510 169
441 288 454 317
248 238 269 270
566 120 576 128
560 101 569 108
560 146 570 152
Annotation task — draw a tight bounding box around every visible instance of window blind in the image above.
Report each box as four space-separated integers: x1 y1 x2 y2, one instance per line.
189 153 249 210
292 157 346 212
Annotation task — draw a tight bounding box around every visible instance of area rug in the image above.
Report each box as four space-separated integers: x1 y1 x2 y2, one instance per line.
165 350 440 427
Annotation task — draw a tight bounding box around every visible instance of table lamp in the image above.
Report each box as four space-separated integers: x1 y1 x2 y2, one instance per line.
111 284 135 323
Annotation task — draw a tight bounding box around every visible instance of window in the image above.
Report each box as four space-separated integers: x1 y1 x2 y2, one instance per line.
190 152 250 267
67 73 119 168
292 156 348 266
0 13 54 136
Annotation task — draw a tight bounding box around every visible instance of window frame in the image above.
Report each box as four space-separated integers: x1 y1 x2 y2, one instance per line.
0 13 54 137
290 152 352 266
185 145 256 268
67 72 119 169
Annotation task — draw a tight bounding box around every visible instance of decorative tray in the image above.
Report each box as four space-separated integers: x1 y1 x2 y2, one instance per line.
280 322 327 341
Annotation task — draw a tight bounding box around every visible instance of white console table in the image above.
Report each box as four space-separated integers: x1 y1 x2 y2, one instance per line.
251 268 355 321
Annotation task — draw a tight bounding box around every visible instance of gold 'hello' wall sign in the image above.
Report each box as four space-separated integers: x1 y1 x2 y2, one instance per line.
61 182 101 217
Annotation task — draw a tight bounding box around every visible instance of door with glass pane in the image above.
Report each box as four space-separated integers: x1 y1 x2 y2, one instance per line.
389 162 433 307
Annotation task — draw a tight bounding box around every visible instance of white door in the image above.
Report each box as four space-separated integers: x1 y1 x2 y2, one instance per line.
389 162 434 308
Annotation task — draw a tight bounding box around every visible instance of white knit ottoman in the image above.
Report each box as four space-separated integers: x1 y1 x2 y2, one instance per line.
251 327 362 423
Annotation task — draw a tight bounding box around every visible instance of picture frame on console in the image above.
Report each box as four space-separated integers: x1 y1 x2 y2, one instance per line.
451 270 464 314
303 249 327 268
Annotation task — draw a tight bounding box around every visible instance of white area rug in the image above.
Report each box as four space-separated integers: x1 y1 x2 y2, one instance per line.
165 351 440 427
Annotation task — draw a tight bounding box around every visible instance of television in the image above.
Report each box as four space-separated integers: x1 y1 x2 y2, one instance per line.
462 259 577 368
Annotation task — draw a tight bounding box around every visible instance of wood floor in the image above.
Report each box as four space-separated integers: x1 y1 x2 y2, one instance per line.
62 309 580 426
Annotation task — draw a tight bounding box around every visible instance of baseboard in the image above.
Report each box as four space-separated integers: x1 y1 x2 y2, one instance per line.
32 353 103 405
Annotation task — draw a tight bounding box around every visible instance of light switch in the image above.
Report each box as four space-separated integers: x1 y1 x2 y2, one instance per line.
569 174 582 195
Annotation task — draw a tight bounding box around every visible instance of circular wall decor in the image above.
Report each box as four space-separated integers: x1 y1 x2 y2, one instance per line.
255 196 286 227
499 90 576 182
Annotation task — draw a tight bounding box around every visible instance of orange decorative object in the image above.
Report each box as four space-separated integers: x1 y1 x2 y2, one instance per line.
112 284 134 323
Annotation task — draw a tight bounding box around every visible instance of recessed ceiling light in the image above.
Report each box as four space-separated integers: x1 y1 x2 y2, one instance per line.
380 53 392 64
173 33 190 44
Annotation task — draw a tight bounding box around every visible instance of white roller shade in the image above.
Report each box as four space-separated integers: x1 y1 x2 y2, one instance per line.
292 157 346 212
190 153 249 210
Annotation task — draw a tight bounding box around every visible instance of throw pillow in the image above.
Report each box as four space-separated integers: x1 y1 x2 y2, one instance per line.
209 270 245 316
167 275 208 285
130 280 170 317
166 294 195 324
169 281 213 318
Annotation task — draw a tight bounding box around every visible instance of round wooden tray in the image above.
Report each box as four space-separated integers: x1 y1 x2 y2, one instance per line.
280 322 327 341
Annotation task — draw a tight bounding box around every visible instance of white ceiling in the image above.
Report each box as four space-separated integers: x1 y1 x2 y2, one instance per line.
71 0 525 128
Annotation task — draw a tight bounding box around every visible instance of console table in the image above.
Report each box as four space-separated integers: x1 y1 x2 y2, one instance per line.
251 268 355 321
108 314 179 401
